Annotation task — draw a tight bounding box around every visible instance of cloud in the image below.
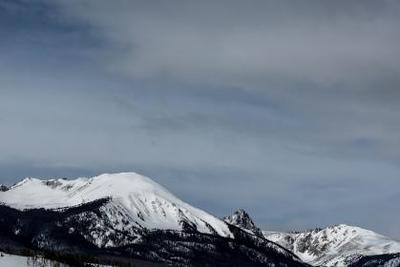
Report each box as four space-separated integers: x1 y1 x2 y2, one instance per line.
49 0 400 88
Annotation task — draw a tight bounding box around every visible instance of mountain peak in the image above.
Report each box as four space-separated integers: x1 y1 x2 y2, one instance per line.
224 209 264 238
0 172 233 238
0 184 8 192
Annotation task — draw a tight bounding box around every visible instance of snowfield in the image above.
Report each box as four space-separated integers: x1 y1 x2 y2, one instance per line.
0 253 28 267
0 252 69 267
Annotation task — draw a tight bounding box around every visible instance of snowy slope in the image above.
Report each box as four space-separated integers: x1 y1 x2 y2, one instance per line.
263 224 400 267
0 252 28 267
0 172 232 239
0 252 68 267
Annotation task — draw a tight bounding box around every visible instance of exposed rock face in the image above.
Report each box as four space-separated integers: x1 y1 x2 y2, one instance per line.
0 185 8 192
223 209 264 238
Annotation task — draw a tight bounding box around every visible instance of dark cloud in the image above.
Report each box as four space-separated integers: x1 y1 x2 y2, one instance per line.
0 0 400 239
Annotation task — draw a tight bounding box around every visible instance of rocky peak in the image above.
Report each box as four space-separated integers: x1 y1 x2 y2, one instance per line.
224 209 264 238
0 184 9 192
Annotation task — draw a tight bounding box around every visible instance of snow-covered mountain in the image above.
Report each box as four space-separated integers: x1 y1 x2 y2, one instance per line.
0 172 232 240
263 224 400 267
3 172 398 266
0 172 306 266
221 209 400 267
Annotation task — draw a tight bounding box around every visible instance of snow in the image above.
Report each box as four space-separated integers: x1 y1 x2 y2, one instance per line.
0 252 113 266
263 224 400 267
0 252 69 267
0 172 233 238
0 253 28 267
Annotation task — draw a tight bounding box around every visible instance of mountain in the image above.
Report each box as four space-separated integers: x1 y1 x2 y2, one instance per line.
263 224 400 267
221 209 400 267
0 173 232 239
223 209 264 238
0 172 307 266
4 172 398 266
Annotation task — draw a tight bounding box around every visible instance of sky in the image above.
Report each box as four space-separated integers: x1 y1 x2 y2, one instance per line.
0 0 400 238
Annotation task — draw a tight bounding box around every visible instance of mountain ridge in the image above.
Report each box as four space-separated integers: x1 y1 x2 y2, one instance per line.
262 224 400 266
0 172 306 266
220 210 400 267
1 172 399 266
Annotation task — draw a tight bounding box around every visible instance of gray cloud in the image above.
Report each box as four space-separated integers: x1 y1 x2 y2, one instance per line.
50 0 400 87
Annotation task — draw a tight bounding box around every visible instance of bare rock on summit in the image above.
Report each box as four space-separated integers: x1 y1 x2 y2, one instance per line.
224 208 264 238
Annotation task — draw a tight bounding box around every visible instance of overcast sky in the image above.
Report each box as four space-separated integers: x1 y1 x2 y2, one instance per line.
1 0 400 238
